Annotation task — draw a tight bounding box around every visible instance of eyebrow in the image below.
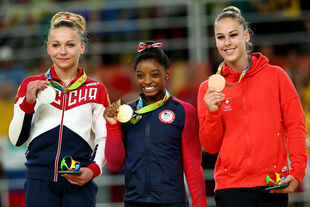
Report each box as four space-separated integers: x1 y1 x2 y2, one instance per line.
50 40 77 43
136 68 161 73
216 30 238 36
151 69 161 72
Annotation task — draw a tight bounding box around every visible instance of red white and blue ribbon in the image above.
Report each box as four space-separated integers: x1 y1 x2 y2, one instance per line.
137 42 162 52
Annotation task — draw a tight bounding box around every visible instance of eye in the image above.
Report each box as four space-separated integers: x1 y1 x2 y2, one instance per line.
67 43 75 47
216 36 224 40
52 44 60 48
230 33 238 38
151 72 160 78
136 73 144 79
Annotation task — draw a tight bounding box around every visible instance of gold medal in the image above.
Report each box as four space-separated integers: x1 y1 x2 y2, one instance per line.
117 104 134 123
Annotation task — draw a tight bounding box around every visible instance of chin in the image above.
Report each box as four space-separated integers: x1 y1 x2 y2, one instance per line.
143 91 158 97
224 55 238 63
56 63 74 70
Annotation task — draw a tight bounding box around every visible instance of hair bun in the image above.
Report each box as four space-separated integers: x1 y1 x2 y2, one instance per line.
51 11 86 34
223 6 241 15
145 41 156 45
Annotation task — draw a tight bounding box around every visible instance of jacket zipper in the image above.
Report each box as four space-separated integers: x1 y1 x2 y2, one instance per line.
145 114 151 199
242 94 252 186
53 89 67 182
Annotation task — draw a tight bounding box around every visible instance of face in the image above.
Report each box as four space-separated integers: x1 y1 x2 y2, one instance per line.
215 18 249 65
136 59 169 104
47 27 85 71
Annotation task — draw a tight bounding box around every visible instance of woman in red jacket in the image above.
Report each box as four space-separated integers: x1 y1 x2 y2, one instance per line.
197 6 308 207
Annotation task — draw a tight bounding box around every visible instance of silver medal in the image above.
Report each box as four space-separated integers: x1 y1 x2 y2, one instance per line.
37 86 56 104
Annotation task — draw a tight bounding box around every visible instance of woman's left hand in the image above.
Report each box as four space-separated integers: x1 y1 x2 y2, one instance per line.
62 167 94 186
103 101 120 125
269 175 299 194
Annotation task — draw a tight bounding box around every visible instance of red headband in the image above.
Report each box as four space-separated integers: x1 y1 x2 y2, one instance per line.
137 42 162 52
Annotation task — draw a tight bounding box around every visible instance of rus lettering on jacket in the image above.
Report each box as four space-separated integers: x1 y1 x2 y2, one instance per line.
52 87 98 109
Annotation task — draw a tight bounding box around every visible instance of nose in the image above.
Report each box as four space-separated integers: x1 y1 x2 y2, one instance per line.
224 37 231 46
60 45 67 55
144 75 152 84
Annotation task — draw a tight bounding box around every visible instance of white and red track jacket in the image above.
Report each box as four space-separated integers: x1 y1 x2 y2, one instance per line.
9 66 109 182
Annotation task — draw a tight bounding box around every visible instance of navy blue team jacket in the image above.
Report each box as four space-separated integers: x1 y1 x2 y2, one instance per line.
105 96 207 206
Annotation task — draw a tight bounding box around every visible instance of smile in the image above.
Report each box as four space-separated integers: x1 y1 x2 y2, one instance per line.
58 58 70 61
224 48 235 55
143 86 156 91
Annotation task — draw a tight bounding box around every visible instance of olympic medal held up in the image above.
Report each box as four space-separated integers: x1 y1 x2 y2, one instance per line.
208 74 226 92
37 86 56 104
117 104 134 123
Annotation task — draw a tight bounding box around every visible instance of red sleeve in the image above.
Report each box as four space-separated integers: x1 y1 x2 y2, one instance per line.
97 83 110 108
181 101 208 207
278 69 308 183
87 163 101 179
15 76 39 113
197 81 224 154
20 98 36 113
104 122 126 172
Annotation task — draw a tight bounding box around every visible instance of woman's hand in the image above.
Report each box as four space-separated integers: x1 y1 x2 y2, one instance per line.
26 80 50 104
103 101 120 125
61 167 94 186
269 175 300 194
203 87 225 111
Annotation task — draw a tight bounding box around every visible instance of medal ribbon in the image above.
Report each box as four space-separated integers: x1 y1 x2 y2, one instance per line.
130 90 170 124
216 56 252 87
44 68 87 91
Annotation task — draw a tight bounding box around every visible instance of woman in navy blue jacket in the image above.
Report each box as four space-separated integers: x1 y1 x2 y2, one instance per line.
104 41 207 207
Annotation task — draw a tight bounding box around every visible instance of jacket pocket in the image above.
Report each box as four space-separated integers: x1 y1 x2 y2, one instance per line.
219 137 248 176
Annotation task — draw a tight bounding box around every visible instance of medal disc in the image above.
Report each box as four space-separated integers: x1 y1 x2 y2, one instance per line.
117 104 134 123
37 86 56 104
208 74 226 92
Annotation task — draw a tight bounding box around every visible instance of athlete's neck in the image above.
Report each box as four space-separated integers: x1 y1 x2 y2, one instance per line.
54 66 78 86
142 90 166 105
226 55 250 73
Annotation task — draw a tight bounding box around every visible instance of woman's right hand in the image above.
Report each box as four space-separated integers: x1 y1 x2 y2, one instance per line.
26 80 50 104
103 101 120 125
203 87 225 111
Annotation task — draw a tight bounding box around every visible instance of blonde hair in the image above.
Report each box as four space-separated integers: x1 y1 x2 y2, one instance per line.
214 6 253 53
48 11 87 43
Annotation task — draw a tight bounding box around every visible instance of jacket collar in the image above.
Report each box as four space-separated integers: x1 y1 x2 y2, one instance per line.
220 52 269 83
49 65 88 86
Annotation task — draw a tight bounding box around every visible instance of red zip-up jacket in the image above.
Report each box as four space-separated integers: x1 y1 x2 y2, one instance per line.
198 52 308 191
